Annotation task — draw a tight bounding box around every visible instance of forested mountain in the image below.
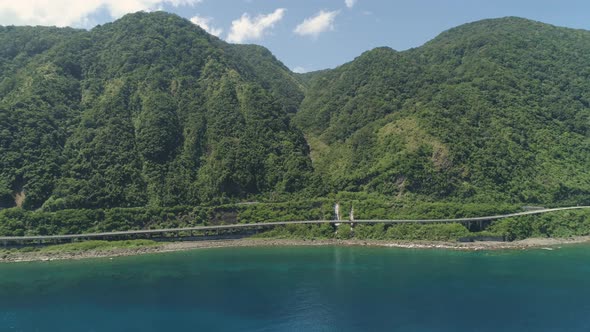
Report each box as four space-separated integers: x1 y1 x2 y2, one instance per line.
0 12 311 210
296 17 590 205
1 14 590 212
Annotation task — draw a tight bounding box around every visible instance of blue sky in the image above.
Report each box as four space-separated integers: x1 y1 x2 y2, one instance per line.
1 0 590 72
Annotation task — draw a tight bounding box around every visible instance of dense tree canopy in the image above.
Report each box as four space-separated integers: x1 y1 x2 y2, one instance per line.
1 14 589 217
296 17 590 205
0 12 311 210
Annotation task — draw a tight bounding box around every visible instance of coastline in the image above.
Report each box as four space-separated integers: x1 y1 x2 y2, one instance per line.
1 236 590 263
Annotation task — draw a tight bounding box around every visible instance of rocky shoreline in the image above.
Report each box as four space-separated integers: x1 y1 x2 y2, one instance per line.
1 236 590 263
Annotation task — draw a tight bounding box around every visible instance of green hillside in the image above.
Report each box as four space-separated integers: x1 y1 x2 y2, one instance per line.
1 14 590 219
296 17 590 205
0 12 312 210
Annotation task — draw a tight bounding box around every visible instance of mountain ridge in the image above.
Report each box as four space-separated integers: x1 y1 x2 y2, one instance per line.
0 11 312 210
1 12 590 211
296 15 590 203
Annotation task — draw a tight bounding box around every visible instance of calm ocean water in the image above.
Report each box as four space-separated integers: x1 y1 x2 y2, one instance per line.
1 245 589 331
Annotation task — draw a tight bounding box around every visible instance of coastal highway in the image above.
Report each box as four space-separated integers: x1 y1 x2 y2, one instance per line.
1 206 589 244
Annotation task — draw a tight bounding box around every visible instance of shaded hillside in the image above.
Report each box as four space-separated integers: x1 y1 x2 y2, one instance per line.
226 44 305 113
295 17 590 204
0 12 311 210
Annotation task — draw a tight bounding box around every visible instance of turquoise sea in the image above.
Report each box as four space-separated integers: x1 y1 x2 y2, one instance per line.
1 245 590 331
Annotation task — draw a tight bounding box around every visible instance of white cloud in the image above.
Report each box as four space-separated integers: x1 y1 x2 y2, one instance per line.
292 66 307 73
227 8 285 43
294 10 338 39
0 0 202 27
190 15 223 37
345 0 357 9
